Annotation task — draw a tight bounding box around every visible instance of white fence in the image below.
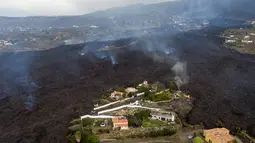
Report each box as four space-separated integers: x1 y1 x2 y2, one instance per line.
98 104 161 115
94 92 145 111
80 115 116 120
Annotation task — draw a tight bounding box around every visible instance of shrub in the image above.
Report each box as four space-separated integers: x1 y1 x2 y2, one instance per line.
98 129 110 133
128 117 135 127
75 131 82 143
68 124 81 132
215 120 225 128
86 135 100 143
134 110 150 122
192 136 204 143
80 132 100 143
116 87 125 92
94 120 103 127
127 92 133 97
82 118 94 127
147 127 176 137
66 134 76 143
138 86 150 93
70 118 81 125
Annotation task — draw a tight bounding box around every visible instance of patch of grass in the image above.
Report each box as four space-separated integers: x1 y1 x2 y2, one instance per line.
143 89 171 102
142 119 168 127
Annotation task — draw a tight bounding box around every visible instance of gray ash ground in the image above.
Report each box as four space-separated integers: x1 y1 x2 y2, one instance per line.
0 27 255 143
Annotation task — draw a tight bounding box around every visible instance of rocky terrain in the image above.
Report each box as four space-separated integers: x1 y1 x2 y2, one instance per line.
1 0 255 143
0 25 255 142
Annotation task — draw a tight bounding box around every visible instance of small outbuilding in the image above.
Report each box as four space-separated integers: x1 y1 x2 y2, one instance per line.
112 116 129 130
151 112 175 122
125 87 138 93
204 128 234 143
110 91 124 100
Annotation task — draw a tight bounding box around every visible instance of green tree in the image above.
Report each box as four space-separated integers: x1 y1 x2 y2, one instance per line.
75 131 82 143
66 134 76 143
192 136 204 143
87 135 100 143
127 92 133 97
82 118 93 127
128 118 135 127
134 110 150 122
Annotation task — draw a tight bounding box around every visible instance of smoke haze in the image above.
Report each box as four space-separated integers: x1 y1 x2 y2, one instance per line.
0 0 176 17
171 61 189 89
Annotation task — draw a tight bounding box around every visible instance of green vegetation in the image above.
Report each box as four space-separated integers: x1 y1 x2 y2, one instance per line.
132 110 168 128
192 136 204 143
148 127 176 137
98 128 110 134
75 131 82 143
68 124 82 132
128 117 135 127
67 130 100 143
82 118 94 127
142 119 168 127
138 86 151 93
70 118 81 125
86 135 100 143
232 126 255 143
115 87 125 92
227 42 241 48
67 117 100 143
127 92 133 97
215 120 225 128
143 89 171 102
66 134 77 143
134 110 150 123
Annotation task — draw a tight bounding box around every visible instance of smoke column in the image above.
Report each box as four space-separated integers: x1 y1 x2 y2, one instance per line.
171 61 189 89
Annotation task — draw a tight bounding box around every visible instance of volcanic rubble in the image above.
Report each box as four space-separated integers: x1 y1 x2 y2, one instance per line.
0 27 255 143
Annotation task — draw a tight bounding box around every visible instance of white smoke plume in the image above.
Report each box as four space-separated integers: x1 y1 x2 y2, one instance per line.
64 38 84 45
171 61 189 89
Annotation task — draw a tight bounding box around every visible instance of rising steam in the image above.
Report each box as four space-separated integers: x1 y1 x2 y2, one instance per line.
171 61 189 89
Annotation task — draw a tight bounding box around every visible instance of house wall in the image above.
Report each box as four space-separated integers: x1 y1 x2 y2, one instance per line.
151 115 173 122
113 123 128 130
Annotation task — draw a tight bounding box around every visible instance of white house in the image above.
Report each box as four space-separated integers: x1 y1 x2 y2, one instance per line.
242 40 253 44
112 116 129 130
110 91 124 100
244 35 250 40
125 87 138 93
151 112 175 123
225 40 236 43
